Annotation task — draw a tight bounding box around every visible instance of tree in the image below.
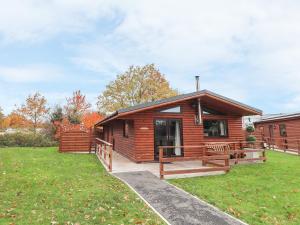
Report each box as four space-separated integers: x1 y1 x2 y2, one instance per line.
2 111 30 129
97 64 178 114
82 112 104 128
17 92 49 133
50 105 64 123
0 106 4 130
65 90 91 124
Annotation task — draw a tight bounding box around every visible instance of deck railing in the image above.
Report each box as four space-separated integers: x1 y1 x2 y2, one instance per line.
205 141 267 164
265 137 300 155
95 138 113 172
159 145 230 179
159 142 267 179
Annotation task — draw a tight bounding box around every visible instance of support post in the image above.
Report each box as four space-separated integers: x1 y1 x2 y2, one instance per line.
262 149 266 162
224 148 230 172
159 147 164 179
109 145 112 172
202 147 207 166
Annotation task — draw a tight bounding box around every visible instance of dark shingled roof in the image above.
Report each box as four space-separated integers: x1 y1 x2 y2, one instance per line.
255 112 300 123
117 89 261 114
95 89 262 125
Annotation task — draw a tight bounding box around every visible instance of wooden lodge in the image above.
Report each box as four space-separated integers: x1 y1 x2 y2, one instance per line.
94 89 262 163
254 112 300 153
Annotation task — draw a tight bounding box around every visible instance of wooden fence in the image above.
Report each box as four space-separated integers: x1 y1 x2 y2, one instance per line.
59 124 94 152
265 137 300 155
95 138 113 172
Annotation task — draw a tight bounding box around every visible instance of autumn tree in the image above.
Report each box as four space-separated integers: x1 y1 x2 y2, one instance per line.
97 64 178 114
17 92 49 133
3 111 30 129
65 90 91 124
82 112 104 128
0 106 4 130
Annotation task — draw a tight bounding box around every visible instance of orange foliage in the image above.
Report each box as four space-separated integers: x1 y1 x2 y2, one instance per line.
82 112 104 128
2 112 30 129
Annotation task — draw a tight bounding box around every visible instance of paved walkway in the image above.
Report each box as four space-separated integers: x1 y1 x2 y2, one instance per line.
114 171 246 225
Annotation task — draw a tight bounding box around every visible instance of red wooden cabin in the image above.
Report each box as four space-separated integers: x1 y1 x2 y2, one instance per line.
254 113 300 151
95 89 262 163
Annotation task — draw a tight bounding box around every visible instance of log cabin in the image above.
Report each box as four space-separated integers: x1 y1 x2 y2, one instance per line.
95 79 262 162
254 112 300 144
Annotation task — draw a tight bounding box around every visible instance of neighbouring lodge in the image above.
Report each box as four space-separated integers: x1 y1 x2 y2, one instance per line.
254 113 300 142
94 78 262 162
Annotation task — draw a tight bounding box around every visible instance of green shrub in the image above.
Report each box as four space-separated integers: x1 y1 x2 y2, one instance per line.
246 125 255 133
0 132 58 147
246 135 256 142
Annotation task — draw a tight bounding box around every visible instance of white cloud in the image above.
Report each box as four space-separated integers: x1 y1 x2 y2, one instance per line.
1 0 300 113
0 65 63 83
70 0 300 112
0 0 115 42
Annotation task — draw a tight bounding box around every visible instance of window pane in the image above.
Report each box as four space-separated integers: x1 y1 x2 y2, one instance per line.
279 124 287 137
204 120 228 137
160 106 181 113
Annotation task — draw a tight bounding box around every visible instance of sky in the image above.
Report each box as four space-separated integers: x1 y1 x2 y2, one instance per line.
0 0 300 115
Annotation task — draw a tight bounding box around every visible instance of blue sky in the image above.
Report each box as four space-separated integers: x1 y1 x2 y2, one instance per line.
0 0 300 115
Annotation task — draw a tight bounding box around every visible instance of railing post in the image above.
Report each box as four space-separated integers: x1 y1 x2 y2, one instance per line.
224 147 230 172
108 145 112 172
159 147 164 179
104 144 107 160
298 140 300 156
262 149 266 162
202 146 207 166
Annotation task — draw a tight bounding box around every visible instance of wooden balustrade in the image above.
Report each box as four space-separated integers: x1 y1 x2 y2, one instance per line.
159 145 230 179
265 137 300 155
205 141 267 164
95 138 113 172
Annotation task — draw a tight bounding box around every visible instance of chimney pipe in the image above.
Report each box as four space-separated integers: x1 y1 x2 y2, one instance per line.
195 76 200 91
194 76 202 125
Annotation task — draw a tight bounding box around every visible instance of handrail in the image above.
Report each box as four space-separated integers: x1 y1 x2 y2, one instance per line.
159 145 230 179
95 138 112 146
95 138 113 172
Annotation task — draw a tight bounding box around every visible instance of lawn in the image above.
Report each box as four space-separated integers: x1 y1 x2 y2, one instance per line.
0 147 164 225
170 150 300 225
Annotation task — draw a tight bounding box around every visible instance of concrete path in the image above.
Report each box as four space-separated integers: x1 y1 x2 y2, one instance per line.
114 171 246 225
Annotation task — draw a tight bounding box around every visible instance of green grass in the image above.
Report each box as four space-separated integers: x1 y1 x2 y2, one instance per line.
170 151 300 225
0 147 164 225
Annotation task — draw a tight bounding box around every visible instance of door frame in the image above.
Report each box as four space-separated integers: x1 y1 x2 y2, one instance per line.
153 118 184 160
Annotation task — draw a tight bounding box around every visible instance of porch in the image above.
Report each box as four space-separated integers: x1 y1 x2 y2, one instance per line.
110 151 225 179
95 138 266 179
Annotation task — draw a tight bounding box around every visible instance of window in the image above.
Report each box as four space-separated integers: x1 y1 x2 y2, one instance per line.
204 120 228 137
123 120 129 138
159 106 181 113
202 107 223 115
279 124 287 137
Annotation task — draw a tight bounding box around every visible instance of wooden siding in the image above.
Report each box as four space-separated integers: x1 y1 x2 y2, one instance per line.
114 100 245 162
103 120 136 161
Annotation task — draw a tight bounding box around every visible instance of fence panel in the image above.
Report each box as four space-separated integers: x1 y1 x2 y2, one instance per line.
59 125 93 152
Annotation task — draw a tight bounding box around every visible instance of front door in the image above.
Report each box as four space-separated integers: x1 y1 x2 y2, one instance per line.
154 119 183 160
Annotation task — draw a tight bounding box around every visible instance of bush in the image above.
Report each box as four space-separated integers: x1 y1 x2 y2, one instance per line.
246 135 256 142
0 132 58 147
246 125 255 133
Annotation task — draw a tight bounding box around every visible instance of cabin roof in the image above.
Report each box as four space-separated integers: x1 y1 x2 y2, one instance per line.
95 89 262 125
255 112 300 124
